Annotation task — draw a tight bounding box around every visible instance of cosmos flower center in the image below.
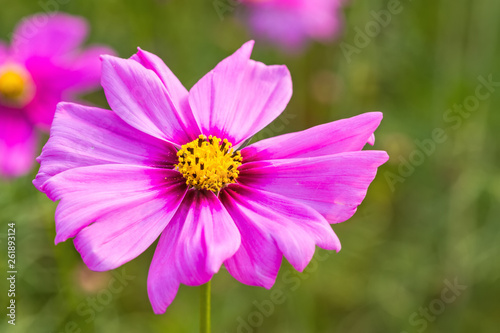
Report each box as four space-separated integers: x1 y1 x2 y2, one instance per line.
0 64 35 107
175 135 243 193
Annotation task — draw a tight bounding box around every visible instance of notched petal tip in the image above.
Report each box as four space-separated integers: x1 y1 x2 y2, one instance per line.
361 111 383 127
242 39 255 51
367 111 383 118
32 175 44 192
263 280 275 290
367 134 376 146
232 40 256 62
55 101 73 111
100 54 122 67
54 233 66 245
377 150 390 164
132 47 147 60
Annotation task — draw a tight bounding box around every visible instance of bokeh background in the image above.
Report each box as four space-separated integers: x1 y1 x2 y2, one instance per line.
1 0 500 332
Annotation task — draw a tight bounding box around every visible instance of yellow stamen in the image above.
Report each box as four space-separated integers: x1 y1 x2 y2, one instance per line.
175 135 243 193
0 65 35 107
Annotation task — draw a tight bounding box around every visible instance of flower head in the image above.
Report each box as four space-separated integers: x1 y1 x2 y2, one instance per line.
0 13 114 178
241 0 346 50
34 41 388 314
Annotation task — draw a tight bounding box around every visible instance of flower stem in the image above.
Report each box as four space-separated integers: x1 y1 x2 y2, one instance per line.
200 280 211 333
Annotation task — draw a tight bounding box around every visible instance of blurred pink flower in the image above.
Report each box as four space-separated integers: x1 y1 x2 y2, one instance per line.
241 0 346 50
0 13 113 178
34 41 387 313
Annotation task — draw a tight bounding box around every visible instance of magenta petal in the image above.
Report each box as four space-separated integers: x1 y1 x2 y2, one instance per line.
23 47 111 129
22 57 73 128
301 0 343 40
247 4 309 50
73 178 186 271
220 188 282 288
242 112 383 162
245 0 344 50
222 212 282 289
367 133 376 146
23 84 63 129
239 151 389 224
22 58 77 129
101 55 199 145
221 184 340 274
148 190 240 314
0 42 8 62
12 13 88 61
131 48 199 133
42 165 186 252
66 45 115 92
34 102 178 191
0 110 37 178
188 41 292 147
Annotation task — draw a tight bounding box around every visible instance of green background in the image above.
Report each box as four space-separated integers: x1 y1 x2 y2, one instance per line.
1 0 499 332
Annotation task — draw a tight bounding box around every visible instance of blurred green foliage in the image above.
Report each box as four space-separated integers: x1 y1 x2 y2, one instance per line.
1 0 499 332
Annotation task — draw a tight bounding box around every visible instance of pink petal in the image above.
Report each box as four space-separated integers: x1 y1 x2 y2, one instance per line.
9 14 114 130
238 151 389 224
42 164 186 254
23 46 112 129
101 55 200 145
11 13 88 61
20 61 75 130
34 103 178 191
242 112 383 162
247 4 309 50
0 110 37 178
66 45 115 92
131 48 198 132
73 181 187 271
23 74 63 129
367 133 375 146
301 0 344 40
148 190 240 314
188 41 292 147
221 184 340 274
245 0 344 50
222 207 282 289
0 42 8 62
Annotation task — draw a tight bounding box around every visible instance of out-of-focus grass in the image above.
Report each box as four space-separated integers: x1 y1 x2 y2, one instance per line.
1 0 499 332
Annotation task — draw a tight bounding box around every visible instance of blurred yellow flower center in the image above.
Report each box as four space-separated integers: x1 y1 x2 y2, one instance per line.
175 135 242 193
0 65 35 107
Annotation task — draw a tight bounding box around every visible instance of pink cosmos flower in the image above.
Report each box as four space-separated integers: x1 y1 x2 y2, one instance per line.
0 13 113 178
34 41 388 313
241 0 346 50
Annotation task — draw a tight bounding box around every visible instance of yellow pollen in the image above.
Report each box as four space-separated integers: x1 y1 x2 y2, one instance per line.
0 65 34 107
175 135 243 193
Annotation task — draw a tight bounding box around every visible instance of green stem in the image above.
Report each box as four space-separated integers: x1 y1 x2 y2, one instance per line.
200 280 211 333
